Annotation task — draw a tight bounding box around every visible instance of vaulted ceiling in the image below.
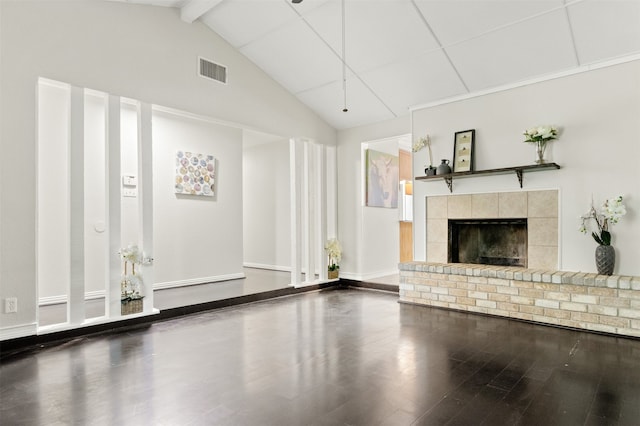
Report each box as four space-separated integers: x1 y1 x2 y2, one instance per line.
114 0 640 130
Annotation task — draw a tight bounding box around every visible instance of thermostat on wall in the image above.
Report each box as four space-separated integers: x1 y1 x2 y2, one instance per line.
122 175 137 186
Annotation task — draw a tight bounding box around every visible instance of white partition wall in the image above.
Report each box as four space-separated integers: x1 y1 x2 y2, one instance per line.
37 79 156 331
290 139 337 286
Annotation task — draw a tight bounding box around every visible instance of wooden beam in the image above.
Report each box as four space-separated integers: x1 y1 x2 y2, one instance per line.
180 0 224 23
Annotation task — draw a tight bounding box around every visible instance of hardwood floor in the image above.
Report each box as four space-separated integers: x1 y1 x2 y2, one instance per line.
3 288 640 425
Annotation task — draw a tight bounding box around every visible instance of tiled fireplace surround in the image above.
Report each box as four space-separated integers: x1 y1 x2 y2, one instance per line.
400 190 640 338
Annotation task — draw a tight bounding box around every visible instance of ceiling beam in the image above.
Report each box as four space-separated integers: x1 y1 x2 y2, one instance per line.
180 0 223 24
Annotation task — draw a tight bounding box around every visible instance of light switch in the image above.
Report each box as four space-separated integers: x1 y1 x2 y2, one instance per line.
123 175 137 186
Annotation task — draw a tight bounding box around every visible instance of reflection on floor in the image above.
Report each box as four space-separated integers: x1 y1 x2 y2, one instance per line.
38 268 401 326
7 289 640 425
38 267 292 327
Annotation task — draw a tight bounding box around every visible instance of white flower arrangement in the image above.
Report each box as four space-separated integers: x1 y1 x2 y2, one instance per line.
120 243 141 264
523 125 558 143
325 238 342 271
579 195 626 246
119 243 143 301
412 135 434 168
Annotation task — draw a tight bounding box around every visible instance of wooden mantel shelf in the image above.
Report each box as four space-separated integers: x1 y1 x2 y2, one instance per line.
415 163 560 193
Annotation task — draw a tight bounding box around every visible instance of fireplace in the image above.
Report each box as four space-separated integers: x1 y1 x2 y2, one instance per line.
448 218 528 267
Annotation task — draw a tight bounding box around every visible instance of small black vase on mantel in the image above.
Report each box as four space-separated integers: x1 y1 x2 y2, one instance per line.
436 159 452 175
425 166 436 176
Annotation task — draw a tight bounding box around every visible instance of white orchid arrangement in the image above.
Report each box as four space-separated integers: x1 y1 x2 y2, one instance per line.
120 243 141 265
325 238 342 271
579 195 627 246
523 125 558 144
412 135 434 168
119 243 143 300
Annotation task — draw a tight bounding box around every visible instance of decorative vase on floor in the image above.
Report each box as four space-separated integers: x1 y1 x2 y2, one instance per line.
535 141 547 164
595 245 615 275
328 269 339 280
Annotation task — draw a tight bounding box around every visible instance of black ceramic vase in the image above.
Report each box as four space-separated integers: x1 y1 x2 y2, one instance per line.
595 245 615 275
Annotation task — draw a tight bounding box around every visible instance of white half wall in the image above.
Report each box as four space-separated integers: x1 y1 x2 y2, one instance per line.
243 139 291 271
411 60 640 276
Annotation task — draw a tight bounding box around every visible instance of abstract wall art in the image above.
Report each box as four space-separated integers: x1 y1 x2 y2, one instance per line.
175 151 215 197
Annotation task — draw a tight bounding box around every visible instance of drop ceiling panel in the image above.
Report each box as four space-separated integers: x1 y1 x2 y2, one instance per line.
361 49 467 116
239 18 343 94
447 10 577 92
303 0 440 73
296 77 396 129
415 0 565 46
200 1 297 48
568 0 640 65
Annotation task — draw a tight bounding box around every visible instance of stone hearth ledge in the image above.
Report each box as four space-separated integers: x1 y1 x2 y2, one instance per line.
399 262 640 338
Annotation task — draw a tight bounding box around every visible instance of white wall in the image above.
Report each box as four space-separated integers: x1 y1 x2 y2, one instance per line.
336 116 410 280
0 0 335 336
152 109 244 287
412 60 640 276
243 140 291 271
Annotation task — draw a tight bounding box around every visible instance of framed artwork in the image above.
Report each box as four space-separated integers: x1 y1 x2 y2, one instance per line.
453 129 475 173
175 151 215 196
366 149 399 208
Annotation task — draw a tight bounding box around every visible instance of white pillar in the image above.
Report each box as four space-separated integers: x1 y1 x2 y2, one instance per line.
68 86 85 325
105 95 122 318
316 143 327 280
137 103 154 313
290 139 303 286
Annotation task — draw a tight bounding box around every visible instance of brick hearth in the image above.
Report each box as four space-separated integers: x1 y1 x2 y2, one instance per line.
399 262 640 338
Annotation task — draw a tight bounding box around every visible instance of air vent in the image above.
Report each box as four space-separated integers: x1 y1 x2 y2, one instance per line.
198 57 227 84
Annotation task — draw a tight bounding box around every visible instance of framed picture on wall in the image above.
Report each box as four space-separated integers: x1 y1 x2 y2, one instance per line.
366 149 399 208
175 151 216 197
453 129 475 173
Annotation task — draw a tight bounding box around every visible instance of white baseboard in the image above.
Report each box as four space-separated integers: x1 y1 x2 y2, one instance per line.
243 262 291 272
339 269 399 282
39 290 106 306
153 273 246 290
0 322 38 341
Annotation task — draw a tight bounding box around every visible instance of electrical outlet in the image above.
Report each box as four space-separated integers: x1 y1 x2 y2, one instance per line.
5 297 17 313
123 188 137 197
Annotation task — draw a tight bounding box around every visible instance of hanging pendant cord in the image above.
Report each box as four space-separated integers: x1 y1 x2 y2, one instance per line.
341 0 348 112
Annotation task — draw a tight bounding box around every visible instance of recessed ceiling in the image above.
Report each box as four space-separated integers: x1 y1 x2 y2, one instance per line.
111 0 640 130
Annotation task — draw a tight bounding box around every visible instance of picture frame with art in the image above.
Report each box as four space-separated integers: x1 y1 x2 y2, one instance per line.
453 129 475 173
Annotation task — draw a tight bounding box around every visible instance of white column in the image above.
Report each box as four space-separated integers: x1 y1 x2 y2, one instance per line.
289 139 303 286
304 141 315 283
316 143 327 280
68 86 85 325
105 95 122 318
137 103 154 312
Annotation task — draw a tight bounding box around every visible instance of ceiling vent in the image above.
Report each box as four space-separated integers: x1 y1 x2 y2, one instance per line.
198 57 227 84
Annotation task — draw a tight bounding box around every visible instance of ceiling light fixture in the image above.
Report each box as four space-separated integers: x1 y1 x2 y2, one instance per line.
292 0 303 3
341 0 348 113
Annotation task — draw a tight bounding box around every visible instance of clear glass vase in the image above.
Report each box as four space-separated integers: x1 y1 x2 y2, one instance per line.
535 141 547 164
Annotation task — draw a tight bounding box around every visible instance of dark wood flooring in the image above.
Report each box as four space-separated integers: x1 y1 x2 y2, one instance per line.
2 289 640 425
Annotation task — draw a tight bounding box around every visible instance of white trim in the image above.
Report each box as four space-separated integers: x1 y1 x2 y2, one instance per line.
339 268 399 282
0 323 38 341
151 104 287 140
410 55 640 112
153 273 246 290
39 290 105 306
243 263 292 272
